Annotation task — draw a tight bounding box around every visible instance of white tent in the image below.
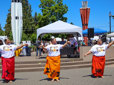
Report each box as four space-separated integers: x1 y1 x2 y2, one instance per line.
107 32 114 37
37 20 82 38
0 36 7 45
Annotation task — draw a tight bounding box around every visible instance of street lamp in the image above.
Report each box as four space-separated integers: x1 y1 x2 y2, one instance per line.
109 11 114 42
109 12 111 34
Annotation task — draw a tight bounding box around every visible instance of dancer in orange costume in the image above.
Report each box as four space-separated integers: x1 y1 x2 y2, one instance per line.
43 38 71 81
85 39 114 78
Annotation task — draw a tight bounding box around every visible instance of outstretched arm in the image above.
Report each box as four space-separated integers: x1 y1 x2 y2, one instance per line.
84 51 92 57
107 41 114 48
16 44 28 50
42 45 47 51
62 41 71 48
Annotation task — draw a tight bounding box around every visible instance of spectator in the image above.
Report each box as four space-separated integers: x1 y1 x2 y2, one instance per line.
60 37 66 45
88 39 92 46
81 40 85 46
69 35 76 47
36 38 42 58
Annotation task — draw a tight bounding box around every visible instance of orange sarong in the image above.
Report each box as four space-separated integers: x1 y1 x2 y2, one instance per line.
92 55 105 77
44 55 60 80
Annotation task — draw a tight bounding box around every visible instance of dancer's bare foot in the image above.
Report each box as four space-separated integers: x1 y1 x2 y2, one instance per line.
56 79 60 82
51 79 54 82
101 76 104 78
98 76 104 78
9 81 13 83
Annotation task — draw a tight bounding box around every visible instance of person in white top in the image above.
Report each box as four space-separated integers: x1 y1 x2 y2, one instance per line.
84 39 114 78
0 39 27 83
69 36 76 47
69 35 77 55
43 38 71 81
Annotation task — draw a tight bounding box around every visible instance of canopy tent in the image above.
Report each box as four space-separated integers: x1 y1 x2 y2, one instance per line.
37 21 82 39
0 36 7 45
83 28 107 35
107 32 114 37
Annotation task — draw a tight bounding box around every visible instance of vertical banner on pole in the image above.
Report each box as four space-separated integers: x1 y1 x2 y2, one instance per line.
80 1 90 30
11 0 23 45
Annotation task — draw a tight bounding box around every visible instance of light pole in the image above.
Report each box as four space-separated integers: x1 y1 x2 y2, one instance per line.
109 12 112 42
109 12 111 33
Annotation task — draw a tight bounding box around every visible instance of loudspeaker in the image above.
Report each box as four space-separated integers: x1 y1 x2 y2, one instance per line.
88 28 94 38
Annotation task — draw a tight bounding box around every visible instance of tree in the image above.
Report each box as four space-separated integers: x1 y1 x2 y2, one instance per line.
4 9 13 40
22 0 34 41
39 0 68 24
0 24 5 36
38 0 68 39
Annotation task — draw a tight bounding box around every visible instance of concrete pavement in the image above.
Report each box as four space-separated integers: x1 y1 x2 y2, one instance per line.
0 65 114 85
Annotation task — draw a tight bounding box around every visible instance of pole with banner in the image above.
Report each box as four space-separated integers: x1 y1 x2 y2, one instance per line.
80 1 90 30
11 0 23 45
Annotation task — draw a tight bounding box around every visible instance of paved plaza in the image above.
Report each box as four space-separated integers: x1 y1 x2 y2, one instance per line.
0 65 114 85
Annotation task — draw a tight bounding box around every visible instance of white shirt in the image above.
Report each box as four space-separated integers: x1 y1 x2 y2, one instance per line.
90 44 108 57
45 44 63 57
69 38 76 45
0 44 17 58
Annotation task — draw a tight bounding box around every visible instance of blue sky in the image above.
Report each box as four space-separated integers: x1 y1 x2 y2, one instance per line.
0 0 114 32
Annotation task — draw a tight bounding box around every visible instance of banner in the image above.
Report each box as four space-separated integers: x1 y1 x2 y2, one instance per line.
80 8 90 30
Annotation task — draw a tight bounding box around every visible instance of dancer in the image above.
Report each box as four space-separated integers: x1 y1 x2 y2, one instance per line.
0 39 27 83
43 38 71 81
84 39 114 78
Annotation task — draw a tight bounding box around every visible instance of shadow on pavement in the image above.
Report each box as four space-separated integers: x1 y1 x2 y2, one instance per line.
15 78 28 80
39 78 52 81
83 74 97 78
82 74 112 78
39 77 70 81
0 78 28 82
59 77 70 80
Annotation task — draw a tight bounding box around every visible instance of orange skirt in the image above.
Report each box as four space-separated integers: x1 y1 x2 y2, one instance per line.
92 55 105 77
44 55 60 80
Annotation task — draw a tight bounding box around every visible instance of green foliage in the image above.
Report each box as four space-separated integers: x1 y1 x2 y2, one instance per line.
0 24 5 36
4 9 13 40
39 0 68 23
21 32 28 41
22 0 35 41
30 33 37 43
42 34 52 41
